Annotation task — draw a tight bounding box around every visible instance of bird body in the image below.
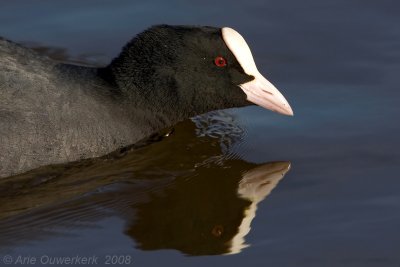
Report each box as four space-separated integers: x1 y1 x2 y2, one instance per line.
0 25 293 178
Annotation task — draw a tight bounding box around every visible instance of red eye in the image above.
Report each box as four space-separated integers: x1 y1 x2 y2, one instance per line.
214 56 227 67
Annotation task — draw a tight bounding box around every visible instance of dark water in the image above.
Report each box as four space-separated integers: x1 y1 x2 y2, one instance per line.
0 1 399 266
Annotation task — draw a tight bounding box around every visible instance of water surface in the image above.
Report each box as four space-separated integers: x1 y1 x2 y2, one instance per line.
0 1 399 266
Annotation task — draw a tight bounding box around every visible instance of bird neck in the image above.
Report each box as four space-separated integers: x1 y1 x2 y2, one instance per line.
104 57 226 116
97 65 202 132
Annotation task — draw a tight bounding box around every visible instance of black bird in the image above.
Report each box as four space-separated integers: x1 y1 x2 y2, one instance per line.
0 25 293 178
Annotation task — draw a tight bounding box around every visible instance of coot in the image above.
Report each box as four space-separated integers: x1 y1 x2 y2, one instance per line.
0 25 293 178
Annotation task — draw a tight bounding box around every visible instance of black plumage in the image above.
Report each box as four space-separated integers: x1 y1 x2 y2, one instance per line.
0 25 254 178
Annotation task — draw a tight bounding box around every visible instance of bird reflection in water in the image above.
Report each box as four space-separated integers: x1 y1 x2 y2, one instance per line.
126 160 290 255
0 111 290 256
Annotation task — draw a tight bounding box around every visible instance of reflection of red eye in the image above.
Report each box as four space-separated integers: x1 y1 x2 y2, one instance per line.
214 56 227 67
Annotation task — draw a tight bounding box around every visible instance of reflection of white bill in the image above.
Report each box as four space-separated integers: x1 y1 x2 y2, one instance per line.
228 161 291 254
